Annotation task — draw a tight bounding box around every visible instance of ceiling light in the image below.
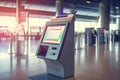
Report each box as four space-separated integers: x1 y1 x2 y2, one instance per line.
116 6 119 9
86 0 91 4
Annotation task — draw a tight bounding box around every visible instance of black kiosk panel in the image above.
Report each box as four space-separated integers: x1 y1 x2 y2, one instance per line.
37 21 69 60
37 45 48 57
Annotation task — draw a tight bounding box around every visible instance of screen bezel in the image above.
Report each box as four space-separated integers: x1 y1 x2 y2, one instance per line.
41 21 69 45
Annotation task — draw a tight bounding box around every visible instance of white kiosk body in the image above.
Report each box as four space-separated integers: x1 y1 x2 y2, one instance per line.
36 14 75 78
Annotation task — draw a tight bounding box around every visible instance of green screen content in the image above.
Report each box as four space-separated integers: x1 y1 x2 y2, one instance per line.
42 25 65 44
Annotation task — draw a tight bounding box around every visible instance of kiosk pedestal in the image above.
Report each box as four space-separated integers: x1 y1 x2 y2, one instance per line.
36 14 75 78
45 59 74 78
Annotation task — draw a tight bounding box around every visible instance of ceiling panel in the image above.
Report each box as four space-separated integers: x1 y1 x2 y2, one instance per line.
0 0 119 21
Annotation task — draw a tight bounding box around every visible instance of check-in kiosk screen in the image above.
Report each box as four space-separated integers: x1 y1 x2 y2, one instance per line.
42 25 65 44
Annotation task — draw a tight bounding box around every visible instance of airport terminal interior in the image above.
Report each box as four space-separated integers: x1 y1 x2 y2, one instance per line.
0 0 120 80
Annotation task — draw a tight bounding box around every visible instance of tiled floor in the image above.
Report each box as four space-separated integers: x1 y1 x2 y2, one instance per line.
0 41 120 80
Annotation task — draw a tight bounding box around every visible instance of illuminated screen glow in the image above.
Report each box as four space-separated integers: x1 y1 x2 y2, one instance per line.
42 25 65 44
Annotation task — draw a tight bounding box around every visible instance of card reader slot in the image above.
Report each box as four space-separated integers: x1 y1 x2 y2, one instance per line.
52 47 57 50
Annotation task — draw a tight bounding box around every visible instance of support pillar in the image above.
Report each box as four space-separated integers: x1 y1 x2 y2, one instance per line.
116 17 120 29
16 0 21 24
16 0 22 56
56 0 63 16
98 0 111 30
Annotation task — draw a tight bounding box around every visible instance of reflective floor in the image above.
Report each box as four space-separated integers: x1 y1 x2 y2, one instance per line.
0 40 39 54
0 41 120 80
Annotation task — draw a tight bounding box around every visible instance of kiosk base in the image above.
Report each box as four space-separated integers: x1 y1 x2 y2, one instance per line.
29 73 64 80
45 60 74 79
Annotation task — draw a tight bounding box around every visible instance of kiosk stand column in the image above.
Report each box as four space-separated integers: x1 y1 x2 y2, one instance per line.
56 0 63 16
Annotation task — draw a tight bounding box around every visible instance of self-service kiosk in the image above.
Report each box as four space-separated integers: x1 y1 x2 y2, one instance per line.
36 14 75 78
85 28 96 45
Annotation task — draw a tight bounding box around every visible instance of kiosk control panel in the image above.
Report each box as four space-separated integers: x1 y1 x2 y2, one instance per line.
37 21 69 60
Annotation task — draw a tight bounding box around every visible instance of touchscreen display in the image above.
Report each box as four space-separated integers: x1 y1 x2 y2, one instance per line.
42 25 65 44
